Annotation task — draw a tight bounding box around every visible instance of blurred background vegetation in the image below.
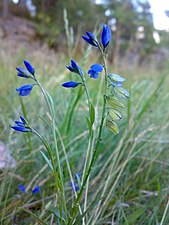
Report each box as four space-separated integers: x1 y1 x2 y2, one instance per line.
0 0 169 68
0 0 169 224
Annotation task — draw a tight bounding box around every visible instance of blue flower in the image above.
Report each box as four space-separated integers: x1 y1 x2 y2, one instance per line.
16 68 31 78
62 81 81 88
101 24 111 49
11 116 31 133
70 181 78 192
82 32 98 47
16 84 33 96
88 64 103 79
24 60 35 76
18 184 26 193
32 185 40 194
66 60 83 77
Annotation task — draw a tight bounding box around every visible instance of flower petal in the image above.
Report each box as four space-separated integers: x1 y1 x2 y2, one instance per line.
32 185 40 194
11 126 31 132
20 116 27 124
90 64 103 72
16 68 31 78
88 70 99 79
18 184 26 193
24 60 35 75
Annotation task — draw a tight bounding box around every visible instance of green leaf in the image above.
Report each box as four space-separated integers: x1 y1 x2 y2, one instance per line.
107 96 124 108
114 87 130 99
123 208 145 225
109 109 122 120
19 207 47 225
48 207 66 222
46 91 55 115
108 74 126 82
85 116 93 137
73 195 105 225
40 151 54 172
89 102 95 125
106 120 119 134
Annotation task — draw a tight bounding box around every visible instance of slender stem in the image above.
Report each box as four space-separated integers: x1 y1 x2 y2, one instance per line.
34 79 68 223
68 46 108 225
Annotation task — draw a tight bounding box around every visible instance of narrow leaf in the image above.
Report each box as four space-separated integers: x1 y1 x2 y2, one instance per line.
19 207 47 225
89 102 95 125
48 207 66 222
46 91 55 115
40 151 54 172
123 208 145 225
85 115 93 137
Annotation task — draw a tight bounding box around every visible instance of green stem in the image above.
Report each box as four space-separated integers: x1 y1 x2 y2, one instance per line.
68 46 108 225
35 79 68 224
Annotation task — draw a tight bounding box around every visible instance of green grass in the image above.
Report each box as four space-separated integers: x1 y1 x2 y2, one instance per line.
0 46 169 225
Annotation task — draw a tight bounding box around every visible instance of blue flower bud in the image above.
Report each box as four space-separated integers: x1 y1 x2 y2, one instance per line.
20 116 27 124
16 84 33 96
82 31 99 47
62 81 81 88
24 60 35 76
70 181 78 192
66 60 83 77
88 64 103 79
16 68 31 78
32 185 40 194
18 184 26 193
101 24 112 49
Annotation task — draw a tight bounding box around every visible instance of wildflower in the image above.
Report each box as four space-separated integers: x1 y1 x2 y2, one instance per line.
11 116 31 133
66 60 83 77
88 64 103 79
62 81 82 88
16 60 35 78
32 185 40 194
70 181 78 192
82 31 98 47
18 184 26 193
24 60 35 76
16 68 31 78
101 24 112 49
16 84 34 96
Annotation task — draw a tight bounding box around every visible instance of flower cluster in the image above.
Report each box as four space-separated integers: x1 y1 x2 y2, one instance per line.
16 60 36 96
11 116 32 133
62 24 111 88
